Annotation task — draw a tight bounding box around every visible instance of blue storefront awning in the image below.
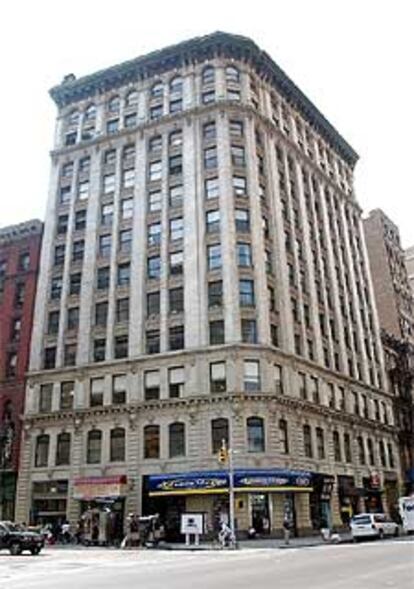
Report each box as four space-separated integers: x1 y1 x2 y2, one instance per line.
148 468 313 496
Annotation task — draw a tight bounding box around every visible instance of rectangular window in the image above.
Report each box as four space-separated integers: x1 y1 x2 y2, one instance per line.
204 146 218 169
170 217 184 241
47 311 59 335
78 181 89 201
54 245 65 266
169 154 182 175
64 343 77 366
101 203 114 226
169 287 184 313
39 384 53 413
149 190 162 212
114 335 128 359
231 144 245 167
147 291 160 316
233 176 247 196
116 298 129 323
149 160 162 181
67 307 79 331
148 222 161 246
241 319 257 343
203 122 216 140
97 267 110 290
210 362 226 393
69 273 81 295
169 367 184 398
93 339 106 362
59 185 71 204
239 279 255 306
169 130 183 147
121 198 134 219
119 229 132 254
209 320 225 345
60 381 74 409
169 185 183 208
202 90 215 104
207 244 221 270
72 240 84 262
206 210 220 233
244 360 260 392
57 214 69 235
43 347 55 369
104 149 116 165
303 425 313 458
150 104 163 120
169 325 184 350
75 210 87 231
124 113 137 128
107 119 119 134
205 177 219 199
235 209 250 232
169 99 182 114
146 330 160 354
90 378 104 407
95 301 108 327
103 174 115 194
117 263 130 287
169 251 183 275
148 256 161 279
274 365 283 394
112 374 126 404
98 234 112 258
208 281 222 308
145 371 160 400
149 135 162 152
237 242 252 267
229 120 243 137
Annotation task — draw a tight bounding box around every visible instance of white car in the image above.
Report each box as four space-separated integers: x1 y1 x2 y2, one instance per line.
350 513 399 541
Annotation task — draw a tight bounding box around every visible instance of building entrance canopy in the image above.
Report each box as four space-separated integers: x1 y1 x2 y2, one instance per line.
148 468 313 497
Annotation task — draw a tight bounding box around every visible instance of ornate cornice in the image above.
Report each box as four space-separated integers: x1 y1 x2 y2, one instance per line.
49 31 358 167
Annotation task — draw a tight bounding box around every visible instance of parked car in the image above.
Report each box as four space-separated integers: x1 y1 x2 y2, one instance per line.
0 521 44 555
350 513 399 541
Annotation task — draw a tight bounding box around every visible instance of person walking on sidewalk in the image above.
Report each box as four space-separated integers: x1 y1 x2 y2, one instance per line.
283 518 291 545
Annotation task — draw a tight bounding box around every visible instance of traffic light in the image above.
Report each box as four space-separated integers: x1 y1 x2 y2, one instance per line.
218 442 228 464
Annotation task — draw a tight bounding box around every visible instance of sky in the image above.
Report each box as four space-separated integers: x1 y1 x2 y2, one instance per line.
1 0 412 246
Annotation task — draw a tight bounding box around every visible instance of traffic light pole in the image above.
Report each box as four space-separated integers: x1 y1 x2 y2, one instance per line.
228 447 236 548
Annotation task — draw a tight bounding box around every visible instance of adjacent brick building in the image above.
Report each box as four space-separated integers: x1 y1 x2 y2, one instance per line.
16 33 400 539
0 220 43 519
364 210 414 493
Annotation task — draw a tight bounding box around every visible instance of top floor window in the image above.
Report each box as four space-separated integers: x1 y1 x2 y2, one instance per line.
125 90 139 108
170 77 183 95
226 66 240 84
108 95 120 113
202 66 215 85
84 104 96 122
67 109 79 127
151 82 164 98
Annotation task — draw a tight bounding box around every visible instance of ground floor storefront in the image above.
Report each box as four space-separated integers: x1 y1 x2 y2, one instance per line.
142 468 335 540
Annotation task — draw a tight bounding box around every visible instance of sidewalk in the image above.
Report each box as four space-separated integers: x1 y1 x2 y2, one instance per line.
159 532 353 551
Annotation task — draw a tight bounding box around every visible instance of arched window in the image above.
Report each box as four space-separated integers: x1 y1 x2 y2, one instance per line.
226 65 240 84
87 430 102 464
110 428 125 462
35 434 49 467
55 432 71 466
144 425 159 459
379 440 386 467
357 436 366 465
304 425 313 458
333 430 341 462
169 77 183 95
279 419 289 454
367 438 375 466
108 95 120 113
125 91 139 108
67 109 79 127
169 422 185 458
202 66 215 86
84 104 96 122
247 416 265 453
211 418 229 454
151 82 164 98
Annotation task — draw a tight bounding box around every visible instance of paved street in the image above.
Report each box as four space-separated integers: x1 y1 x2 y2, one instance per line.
1 539 413 589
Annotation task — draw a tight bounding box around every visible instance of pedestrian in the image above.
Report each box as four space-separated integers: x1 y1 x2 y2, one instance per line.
283 518 291 545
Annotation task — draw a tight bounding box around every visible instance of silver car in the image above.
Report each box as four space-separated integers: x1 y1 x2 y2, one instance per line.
350 513 399 541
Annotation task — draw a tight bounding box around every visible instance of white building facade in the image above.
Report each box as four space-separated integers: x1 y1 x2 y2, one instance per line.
16 33 400 539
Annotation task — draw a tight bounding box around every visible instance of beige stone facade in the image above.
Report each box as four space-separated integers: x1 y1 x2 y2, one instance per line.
16 33 400 538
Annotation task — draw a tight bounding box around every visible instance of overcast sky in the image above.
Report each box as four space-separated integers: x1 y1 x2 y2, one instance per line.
1 0 412 246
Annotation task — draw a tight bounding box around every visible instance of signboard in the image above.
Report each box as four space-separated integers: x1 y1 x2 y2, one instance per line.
73 475 128 500
180 513 204 535
148 469 313 496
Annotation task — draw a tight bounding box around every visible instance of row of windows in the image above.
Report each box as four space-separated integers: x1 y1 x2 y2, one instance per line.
33 418 395 469
63 66 241 146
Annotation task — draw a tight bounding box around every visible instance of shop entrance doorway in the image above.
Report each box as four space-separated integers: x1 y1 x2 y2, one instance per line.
251 494 270 534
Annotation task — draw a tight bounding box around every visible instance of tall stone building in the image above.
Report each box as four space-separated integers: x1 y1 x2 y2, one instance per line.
406 246 414 300
364 210 414 494
16 33 400 539
0 220 43 519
